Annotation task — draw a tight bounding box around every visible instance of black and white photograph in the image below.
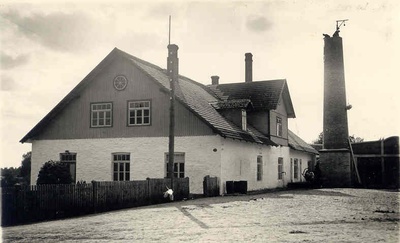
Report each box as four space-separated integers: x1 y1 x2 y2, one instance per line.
1 0 399 242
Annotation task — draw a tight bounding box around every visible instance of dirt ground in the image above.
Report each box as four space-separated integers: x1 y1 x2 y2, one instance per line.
1 188 399 242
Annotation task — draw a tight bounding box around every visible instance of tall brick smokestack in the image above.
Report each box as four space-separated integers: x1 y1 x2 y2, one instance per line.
323 31 349 149
245 53 253 82
319 28 352 188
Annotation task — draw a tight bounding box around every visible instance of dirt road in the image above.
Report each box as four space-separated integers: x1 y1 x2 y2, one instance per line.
2 188 399 242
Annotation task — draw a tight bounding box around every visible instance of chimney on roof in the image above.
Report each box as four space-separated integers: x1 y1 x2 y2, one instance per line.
211 75 219 85
245 53 253 82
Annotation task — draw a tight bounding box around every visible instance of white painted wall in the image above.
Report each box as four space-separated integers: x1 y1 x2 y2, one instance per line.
219 138 292 193
30 135 315 195
31 135 221 194
289 149 315 183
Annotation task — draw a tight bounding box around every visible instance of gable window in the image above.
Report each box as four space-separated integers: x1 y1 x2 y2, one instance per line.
60 152 76 183
276 117 282 137
257 156 263 181
128 101 151 126
112 153 130 181
165 153 185 178
294 158 299 180
278 157 284 180
241 109 247 131
91 103 112 127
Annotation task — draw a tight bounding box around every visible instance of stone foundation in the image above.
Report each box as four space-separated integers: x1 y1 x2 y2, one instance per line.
319 149 352 187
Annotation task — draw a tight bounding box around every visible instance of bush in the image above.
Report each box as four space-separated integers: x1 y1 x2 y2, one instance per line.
37 160 72 185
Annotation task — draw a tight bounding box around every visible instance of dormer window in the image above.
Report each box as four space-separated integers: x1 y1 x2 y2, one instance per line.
241 109 247 131
276 117 282 137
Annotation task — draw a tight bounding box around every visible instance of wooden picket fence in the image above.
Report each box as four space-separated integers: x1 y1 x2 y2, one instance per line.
1 178 189 227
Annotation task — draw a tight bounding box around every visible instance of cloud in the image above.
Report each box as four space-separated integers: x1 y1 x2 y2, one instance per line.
1 75 17 91
148 2 185 19
246 15 272 33
2 10 96 52
0 52 30 69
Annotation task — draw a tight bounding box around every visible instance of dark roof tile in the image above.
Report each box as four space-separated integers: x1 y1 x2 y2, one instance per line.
210 99 253 110
21 48 289 147
288 130 319 154
209 80 295 117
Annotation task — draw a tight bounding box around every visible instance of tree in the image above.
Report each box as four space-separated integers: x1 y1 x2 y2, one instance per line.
20 152 31 185
312 132 323 144
37 160 72 185
0 151 32 187
313 132 364 144
1 167 20 187
349 135 364 143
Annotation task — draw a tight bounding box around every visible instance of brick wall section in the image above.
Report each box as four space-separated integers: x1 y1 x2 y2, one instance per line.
319 150 351 187
323 34 349 149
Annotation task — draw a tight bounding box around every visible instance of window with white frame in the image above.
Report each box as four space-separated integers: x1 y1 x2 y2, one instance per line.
294 158 299 179
128 101 150 126
241 109 247 131
278 157 284 180
112 153 130 181
276 117 282 137
60 152 76 183
91 103 112 127
257 156 263 181
165 153 185 178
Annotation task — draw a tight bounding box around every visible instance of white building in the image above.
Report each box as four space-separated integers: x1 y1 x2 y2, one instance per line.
21 46 318 194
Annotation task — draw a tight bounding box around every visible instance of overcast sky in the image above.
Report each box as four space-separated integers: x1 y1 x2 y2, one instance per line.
1 0 399 168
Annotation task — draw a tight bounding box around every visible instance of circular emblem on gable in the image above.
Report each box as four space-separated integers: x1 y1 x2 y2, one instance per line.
113 75 128 90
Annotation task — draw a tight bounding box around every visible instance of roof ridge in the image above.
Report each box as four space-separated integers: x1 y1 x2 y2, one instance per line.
213 79 287 86
116 48 220 99
178 75 220 99
115 48 166 73
288 129 318 154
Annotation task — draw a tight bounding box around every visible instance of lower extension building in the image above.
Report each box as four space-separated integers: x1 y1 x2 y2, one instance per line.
20 46 317 194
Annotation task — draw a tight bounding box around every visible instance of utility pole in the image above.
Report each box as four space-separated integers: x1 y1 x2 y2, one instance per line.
167 15 176 190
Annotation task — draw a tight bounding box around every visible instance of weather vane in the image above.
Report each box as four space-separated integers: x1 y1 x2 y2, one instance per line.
169 15 171 45
336 19 348 31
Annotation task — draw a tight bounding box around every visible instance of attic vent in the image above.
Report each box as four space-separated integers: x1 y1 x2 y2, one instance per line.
113 75 128 91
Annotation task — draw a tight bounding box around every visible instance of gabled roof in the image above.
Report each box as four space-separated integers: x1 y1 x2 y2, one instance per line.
123 50 276 146
288 130 319 154
20 48 120 143
208 80 295 118
21 48 276 146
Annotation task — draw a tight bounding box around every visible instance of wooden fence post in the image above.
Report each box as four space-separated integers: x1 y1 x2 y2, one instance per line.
14 184 21 224
92 181 97 213
381 139 385 186
146 178 150 202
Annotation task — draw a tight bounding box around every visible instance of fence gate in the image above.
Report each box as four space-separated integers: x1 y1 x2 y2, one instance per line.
203 175 219 197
